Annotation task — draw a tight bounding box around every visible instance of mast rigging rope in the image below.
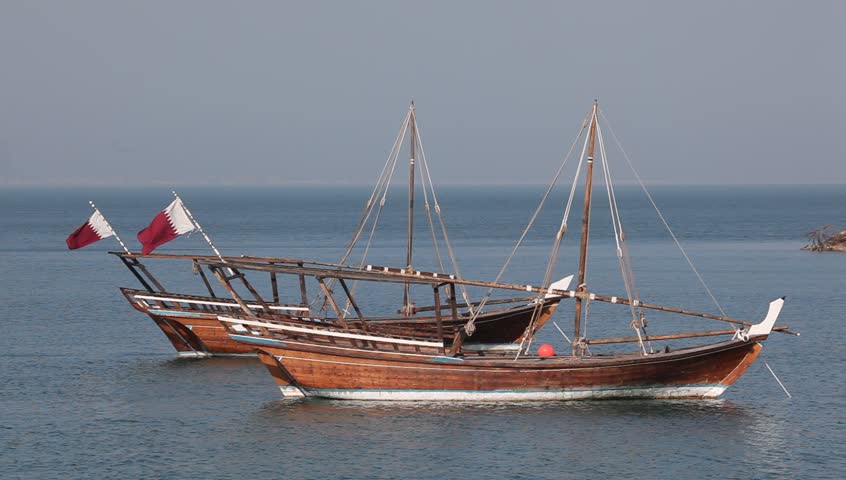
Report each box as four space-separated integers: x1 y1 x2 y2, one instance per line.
469 109 593 350
598 111 728 318
595 121 648 354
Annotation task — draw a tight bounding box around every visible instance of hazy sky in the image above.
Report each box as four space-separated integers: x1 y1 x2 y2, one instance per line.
1 1 843 186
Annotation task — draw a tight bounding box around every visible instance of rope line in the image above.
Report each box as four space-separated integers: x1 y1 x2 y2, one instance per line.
595 121 647 354
415 125 475 313
515 108 594 357
599 111 728 318
314 110 411 311
469 109 592 348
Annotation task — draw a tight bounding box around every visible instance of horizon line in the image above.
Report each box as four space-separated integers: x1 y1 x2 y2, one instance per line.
1 181 845 189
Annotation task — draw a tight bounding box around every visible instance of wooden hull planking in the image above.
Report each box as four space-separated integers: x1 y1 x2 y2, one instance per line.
248 337 764 401
122 288 560 357
122 289 257 356
150 313 253 356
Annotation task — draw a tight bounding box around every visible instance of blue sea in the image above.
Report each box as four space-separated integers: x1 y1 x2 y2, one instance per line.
1 185 844 479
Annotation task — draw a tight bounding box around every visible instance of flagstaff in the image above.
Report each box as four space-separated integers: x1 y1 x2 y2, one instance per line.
171 191 227 264
89 201 131 254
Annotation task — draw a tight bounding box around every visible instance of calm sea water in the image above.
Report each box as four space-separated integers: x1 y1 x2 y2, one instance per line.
1 185 844 479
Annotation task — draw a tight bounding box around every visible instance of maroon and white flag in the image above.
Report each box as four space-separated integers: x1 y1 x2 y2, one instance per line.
66 210 115 250
137 198 197 254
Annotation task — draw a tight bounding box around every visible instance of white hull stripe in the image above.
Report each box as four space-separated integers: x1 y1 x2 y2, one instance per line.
176 351 211 358
135 294 308 312
152 309 213 318
176 351 256 358
282 385 727 401
230 335 444 359
219 317 444 348
230 336 521 354
279 386 306 398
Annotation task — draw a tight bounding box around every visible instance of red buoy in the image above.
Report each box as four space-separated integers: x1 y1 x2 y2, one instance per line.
538 344 555 357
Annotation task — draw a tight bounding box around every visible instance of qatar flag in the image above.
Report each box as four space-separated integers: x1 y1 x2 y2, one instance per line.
66 210 115 250
137 198 196 254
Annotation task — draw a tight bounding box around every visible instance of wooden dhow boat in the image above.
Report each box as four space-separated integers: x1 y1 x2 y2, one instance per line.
117 252 571 357
116 252 570 356
116 253 342 357
218 102 796 400
114 102 568 356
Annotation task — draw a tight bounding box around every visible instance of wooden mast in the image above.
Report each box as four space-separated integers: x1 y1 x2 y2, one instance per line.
573 101 599 356
403 100 416 316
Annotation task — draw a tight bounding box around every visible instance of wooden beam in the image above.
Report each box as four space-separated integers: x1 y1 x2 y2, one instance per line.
400 296 536 314
433 285 445 354
297 261 308 306
209 267 259 319
194 260 217 298
586 325 790 345
582 293 754 326
316 277 348 328
197 259 773 328
447 283 459 321
574 102 599 355
337 278 367 331
237 273 272 312
448 329 465 357
404 103 416 314
111 251 351 269
119 256 156 292
270 271 279 304
130 257 166 292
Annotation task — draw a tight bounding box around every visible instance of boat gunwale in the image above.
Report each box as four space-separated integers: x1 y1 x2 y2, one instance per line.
240 333 768 371
120 286 561 325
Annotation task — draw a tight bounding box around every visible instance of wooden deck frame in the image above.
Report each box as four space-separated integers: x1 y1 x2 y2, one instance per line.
198 258 778 330
118 255 163 293
192 259 217 298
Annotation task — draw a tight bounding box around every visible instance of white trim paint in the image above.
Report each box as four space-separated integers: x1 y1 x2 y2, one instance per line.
219 316 444 348
176 351 211 358
134 294 308 312
230 335 443 359
281 385 727 401
176 351 256 358
279 386 306 398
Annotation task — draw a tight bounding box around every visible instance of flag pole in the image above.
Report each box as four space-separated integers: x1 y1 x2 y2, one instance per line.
89 201 131 254
171 191 228 265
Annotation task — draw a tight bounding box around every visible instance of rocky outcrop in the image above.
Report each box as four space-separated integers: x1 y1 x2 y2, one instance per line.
803 226 846 252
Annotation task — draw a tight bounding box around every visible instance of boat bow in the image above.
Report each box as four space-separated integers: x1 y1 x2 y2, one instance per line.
744 297 786 339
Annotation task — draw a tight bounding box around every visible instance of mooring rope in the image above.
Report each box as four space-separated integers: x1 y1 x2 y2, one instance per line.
764 361 792 398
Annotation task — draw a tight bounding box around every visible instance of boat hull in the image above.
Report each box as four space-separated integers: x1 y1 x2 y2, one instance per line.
149 312 253 356
122 289 258 356
122 288 561 357
252 338 764 401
